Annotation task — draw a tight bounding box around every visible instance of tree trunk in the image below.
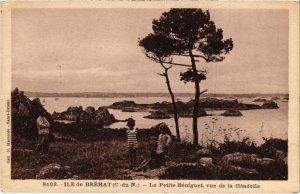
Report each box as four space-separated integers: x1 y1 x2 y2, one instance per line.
163 66 180 140
189 49 200 146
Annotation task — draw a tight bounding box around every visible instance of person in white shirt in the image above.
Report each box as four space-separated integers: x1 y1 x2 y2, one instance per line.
156 123 171 166
36 111 50 154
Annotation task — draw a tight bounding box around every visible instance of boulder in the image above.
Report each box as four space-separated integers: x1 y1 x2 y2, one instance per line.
36 163 78 179
221 110 243 116
221 152 260 165
199 157 214 167
195 148 212 157
261 100 279 109
221 152 275 167
144 111 171 119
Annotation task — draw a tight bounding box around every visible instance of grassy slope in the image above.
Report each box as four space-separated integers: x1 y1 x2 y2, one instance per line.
12 129 287 180
12 136 153 179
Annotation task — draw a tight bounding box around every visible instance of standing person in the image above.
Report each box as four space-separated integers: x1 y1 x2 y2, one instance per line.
156 123 171 166
126 118 138 169
36 110 50 154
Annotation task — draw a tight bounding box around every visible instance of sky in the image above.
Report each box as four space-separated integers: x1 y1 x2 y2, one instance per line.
12 8 288 94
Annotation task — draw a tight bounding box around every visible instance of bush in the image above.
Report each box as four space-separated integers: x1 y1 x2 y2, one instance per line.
219 137 258 155
259 138 287 159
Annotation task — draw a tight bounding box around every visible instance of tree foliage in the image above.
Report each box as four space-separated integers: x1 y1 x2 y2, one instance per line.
138 33 182 63
180 69 206 84
152 8 233 62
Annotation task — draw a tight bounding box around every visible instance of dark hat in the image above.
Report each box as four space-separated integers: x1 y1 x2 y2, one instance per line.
127 118 135 127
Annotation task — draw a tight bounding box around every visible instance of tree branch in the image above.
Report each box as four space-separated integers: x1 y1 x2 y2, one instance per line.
164 61 192 67
159 59 172 70
157 73 166 76
200 89 208 95
172 53 208 61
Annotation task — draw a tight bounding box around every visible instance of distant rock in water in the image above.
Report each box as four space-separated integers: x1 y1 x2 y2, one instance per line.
271 97 280 101
121 107 136 112
52 106 115 126
144 111 172 119
109 98 262 112
11 88 53 140
179 108 207 117
197 98 261 110
109 100 137 109
253 98 268 102
261 100 279 109
221 110 243 117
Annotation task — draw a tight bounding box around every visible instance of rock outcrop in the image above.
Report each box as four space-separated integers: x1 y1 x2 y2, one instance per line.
261 100 279 109
95 107 116 125
52 106 83 121
221 152 275 167
11 88 53 139
221 110 243 116
195 148 212 157
36 163 79 179
52 106 115 126
199 157 214 167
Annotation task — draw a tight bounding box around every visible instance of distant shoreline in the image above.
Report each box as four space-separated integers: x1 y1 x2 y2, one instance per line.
24 91 289 98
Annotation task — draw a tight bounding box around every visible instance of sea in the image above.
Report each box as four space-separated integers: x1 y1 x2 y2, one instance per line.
38 96 288 146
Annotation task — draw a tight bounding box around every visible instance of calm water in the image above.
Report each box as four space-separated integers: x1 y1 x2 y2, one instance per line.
38 97 288 145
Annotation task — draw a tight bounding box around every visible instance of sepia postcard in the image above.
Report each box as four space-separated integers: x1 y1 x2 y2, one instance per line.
0 1 299 193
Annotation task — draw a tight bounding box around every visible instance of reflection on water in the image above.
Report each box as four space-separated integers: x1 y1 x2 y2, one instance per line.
38 96 288 145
